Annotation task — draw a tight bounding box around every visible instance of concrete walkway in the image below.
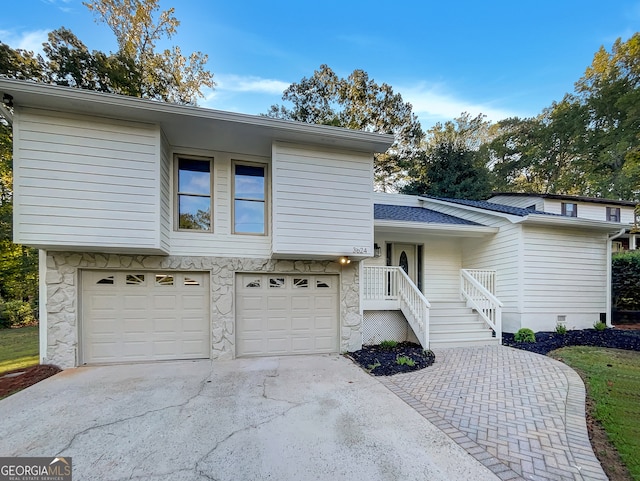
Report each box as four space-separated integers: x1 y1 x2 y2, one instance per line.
380 345 608 481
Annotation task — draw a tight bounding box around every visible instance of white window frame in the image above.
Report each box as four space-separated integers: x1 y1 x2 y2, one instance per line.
232 160 268 236
606 207 621 222
174 155 214 233
561 202 577 217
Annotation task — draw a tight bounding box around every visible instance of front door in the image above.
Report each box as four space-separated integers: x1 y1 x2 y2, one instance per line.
393 243 417 285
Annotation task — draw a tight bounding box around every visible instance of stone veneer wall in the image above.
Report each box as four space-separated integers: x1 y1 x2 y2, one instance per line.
45 252 361 368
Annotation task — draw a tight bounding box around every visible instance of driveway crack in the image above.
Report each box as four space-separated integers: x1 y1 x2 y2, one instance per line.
55 368 215 457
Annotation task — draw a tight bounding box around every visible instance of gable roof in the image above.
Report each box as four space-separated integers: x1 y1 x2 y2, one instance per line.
374 204 481 225
425 197 554 217
491 192 637 207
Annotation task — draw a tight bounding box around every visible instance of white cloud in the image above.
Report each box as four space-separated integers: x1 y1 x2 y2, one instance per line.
215 74 290 95
0 29 50 55
399 82 522 128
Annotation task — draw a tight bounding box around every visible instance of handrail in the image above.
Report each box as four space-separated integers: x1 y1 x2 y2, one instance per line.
460 269 502 342
362 266 430 348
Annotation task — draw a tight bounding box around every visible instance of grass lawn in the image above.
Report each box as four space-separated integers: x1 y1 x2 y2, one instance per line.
551 346 640 481
0 325 39 374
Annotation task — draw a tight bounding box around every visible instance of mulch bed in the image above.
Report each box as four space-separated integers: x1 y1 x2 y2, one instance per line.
346 341 435 376
0 364 61 399
503 328 640 355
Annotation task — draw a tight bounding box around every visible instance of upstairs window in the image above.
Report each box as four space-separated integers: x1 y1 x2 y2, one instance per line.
234 163 266 234
606 207 621 222
176 157 212 231
561 202 577 217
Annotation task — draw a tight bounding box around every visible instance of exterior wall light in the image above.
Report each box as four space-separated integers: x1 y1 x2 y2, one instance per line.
339 256 351 265
374 243 381 258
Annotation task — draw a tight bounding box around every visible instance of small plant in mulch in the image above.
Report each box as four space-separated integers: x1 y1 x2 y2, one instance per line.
503 328 640 355
514 328 536 343
593 321 607 331
346 341 435 376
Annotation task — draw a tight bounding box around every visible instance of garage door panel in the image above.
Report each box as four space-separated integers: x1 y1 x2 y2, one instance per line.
291 297 311 309
291 317 311 330
268 317 290 331
236 274 339 357
82 270 210 364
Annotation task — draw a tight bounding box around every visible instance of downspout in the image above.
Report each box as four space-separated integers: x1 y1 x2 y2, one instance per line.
607 228 626 327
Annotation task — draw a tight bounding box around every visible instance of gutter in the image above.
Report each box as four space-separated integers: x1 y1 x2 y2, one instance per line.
606 228 627 327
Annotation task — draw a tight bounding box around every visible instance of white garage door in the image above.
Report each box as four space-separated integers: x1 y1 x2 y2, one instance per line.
236 274 339 357
81 271 210 364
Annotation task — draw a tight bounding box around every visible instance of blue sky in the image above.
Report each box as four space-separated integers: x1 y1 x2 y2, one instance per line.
2 0 639 129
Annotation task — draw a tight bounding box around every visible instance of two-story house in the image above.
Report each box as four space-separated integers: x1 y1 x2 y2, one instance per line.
489 193 638 251
0 79 625 369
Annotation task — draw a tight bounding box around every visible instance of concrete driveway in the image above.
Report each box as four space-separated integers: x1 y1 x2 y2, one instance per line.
0 354 499 481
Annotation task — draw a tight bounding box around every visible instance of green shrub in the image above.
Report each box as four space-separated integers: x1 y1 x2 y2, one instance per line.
514 328 536 343
0 300 36 328
379 340 398 350
395 355 416 366
555 324 568 335
593 321 607 331
612 251 640 310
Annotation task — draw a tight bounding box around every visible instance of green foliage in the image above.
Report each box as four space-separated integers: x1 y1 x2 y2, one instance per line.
555 324 568 335
395 355 416 367
612 251 640 310
379 340 398 350
0 300 36 328
402 113 493 199
550 347 640 479
514 328 536 343
0 325 38 375
264 64 424 191
593 321 607 331
367 360 381 371
84 0 214 105
0 1 214 106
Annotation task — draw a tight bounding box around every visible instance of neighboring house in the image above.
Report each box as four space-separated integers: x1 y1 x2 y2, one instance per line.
0 79 625 369
489 193 638 251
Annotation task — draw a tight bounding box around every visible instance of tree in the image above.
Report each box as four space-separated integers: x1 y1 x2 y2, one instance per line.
265 64 424 191
84 0 214 105
402 113 493 199
0 43 45 82
488 100 587 195
572 34 640 200
0 122 38 305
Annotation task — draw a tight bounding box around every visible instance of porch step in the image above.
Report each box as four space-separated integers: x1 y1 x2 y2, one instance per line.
428 300 498 348
430 337 500 349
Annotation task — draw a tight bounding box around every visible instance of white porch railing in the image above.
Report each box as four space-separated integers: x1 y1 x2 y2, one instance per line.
362 266 430 348
462 269 496 294
460 269 502 342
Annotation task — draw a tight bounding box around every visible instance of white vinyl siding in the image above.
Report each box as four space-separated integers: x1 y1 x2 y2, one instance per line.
169 152 271 257
489 195 544 211
272 142 374 258
544 200 635 224
14 108 165 253
159 134 171 252
521 225 608 329
462 222 522 331
423 238 462 301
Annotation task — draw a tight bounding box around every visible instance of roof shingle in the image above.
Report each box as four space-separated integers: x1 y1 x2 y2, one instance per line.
374 204 482 225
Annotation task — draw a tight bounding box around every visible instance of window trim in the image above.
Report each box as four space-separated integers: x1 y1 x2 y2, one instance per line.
606 206 621 222
561 202 577 217
174 154 214 233
232 160 268 236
